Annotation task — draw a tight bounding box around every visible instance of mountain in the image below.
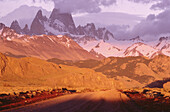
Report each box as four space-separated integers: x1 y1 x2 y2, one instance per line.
3 8 170 59
76 23 114 42
156 37 170 56
10 20 23 34
0 5 50 28
48 55 170 88
124 42 159 58
49 9 77 34
88 41 123 57
0 53 116 91
30 10 48 35
22 24 30 35
0 26 104 60
30 8 115 42
80 36 170 58
7 8 115 43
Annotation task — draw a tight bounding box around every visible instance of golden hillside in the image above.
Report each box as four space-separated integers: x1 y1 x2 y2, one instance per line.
0 53 116 94
48 55 170 88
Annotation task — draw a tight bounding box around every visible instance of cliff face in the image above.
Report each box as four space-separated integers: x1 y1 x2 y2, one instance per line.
49 9 77 34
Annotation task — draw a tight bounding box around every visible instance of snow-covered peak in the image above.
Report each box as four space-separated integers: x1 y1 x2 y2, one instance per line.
83 40 123 57
124 42 159 58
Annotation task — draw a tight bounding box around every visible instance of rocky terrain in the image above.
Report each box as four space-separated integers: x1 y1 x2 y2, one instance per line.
122 87 170 112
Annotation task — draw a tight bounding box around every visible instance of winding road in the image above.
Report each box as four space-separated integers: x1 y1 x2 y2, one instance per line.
2 89 144 112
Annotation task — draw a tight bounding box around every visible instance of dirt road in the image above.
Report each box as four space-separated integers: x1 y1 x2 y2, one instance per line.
2 89 144 112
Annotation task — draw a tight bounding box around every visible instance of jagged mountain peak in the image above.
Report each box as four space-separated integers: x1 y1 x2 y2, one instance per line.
6 8 115 42
36 10 43 18
49 8 74 26
49 8 77 34
49 8 60 20
30 10 48 35
23 24 30 35
10 20 22 34
10 20 20 27
35 10 47 21
23 24 29 29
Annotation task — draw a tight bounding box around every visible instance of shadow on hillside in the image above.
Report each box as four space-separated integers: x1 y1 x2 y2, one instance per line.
145 78 170 88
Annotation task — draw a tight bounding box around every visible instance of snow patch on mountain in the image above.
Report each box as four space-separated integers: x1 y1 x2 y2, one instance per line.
92 41 123 57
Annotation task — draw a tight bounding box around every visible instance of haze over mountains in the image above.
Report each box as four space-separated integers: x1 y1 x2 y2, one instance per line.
0 5 50 28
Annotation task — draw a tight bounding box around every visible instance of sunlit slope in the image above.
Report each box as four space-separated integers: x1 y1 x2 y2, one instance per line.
49 55 170 88
0 53 116 91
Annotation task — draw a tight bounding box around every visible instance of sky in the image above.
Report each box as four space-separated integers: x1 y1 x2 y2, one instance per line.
0 0 161 17
0 0 170 40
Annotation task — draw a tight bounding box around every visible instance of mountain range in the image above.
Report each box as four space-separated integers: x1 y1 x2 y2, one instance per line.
0 7 170 59
0 24 104 60
0 5 50 28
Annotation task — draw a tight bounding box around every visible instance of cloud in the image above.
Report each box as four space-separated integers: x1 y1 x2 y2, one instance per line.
33 0 116 13
128 0 170 10
130 8 170 40
107 24 131 39
127 0 151 3
151 0 170 10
